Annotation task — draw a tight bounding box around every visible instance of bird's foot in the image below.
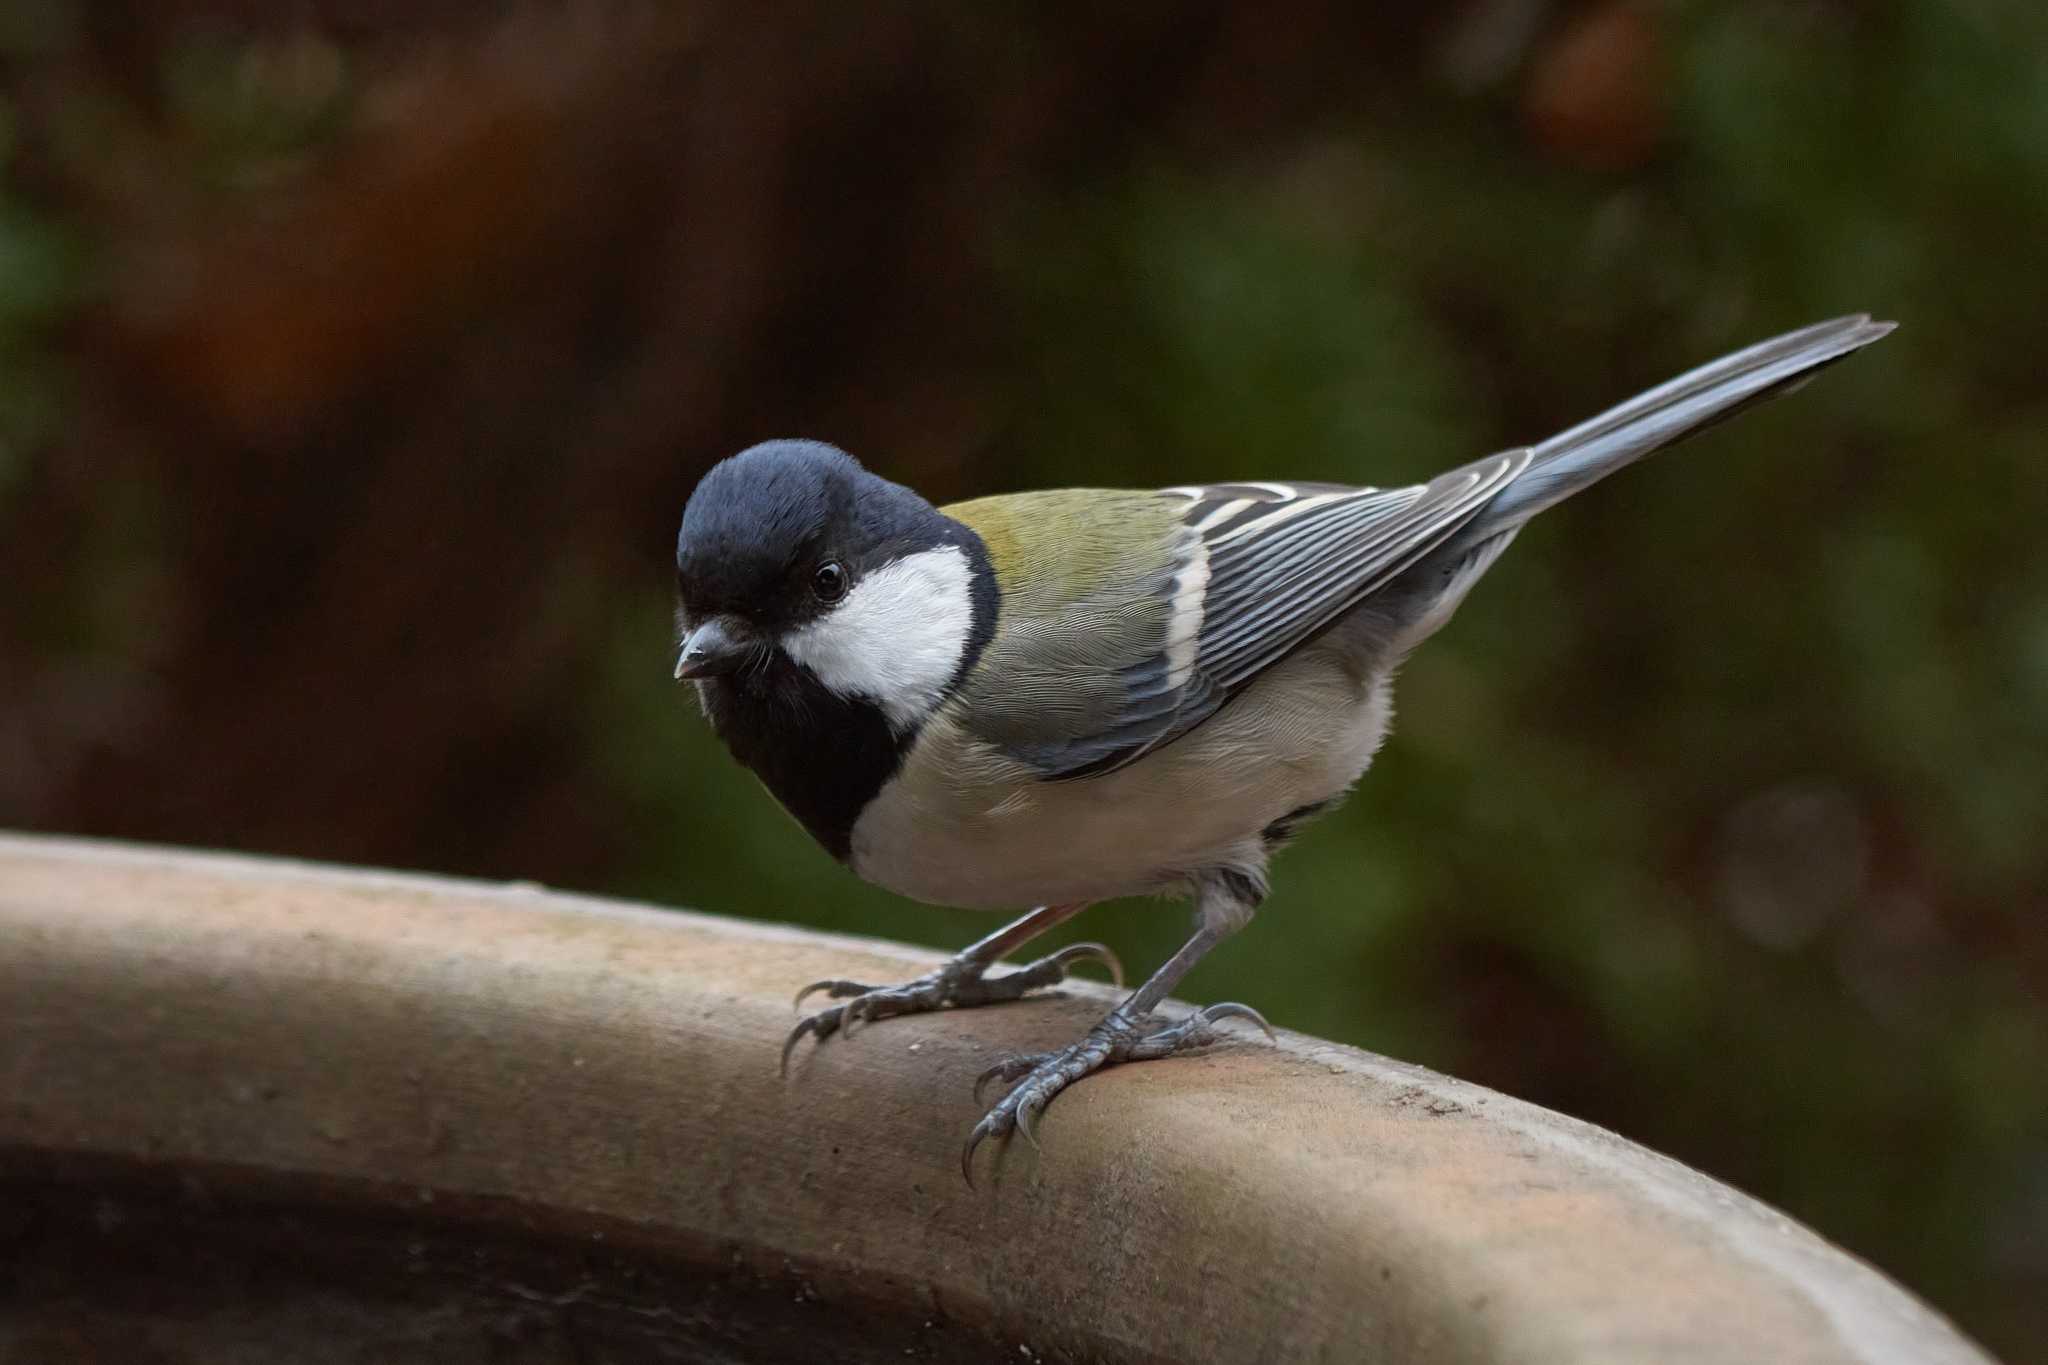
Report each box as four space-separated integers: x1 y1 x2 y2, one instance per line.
781 941 1123 1072
961 1001 1272 1184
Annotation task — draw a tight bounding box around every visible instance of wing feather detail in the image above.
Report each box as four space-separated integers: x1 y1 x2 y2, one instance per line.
1192 454 1527 690
962 452 1528 781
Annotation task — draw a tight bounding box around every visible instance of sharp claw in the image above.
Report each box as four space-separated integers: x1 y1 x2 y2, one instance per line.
1015 1096 1042 1152
1052 941 1125 988
780 1013 828 1075
974 1054 1046 1104
973 1059 1012 1105
961 1116 997 1187
1202 1001 1275 1041
793 979 868 1010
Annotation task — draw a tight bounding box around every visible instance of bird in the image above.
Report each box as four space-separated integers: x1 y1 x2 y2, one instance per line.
671 314 1893 1183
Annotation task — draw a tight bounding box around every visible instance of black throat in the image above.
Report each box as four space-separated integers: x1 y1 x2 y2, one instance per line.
697 661 908 862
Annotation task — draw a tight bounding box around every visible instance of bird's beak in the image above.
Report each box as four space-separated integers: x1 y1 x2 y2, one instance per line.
673 616 753 680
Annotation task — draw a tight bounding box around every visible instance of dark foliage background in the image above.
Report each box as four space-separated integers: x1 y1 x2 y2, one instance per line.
2 2 2043 1356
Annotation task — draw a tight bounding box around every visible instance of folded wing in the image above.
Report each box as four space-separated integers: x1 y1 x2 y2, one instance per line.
946 452 1527 779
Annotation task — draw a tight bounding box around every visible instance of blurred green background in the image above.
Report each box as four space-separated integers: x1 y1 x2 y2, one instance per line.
2 1 2043 1357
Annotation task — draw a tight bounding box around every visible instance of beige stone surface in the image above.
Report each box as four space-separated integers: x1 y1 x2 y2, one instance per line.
0 833 1997 1363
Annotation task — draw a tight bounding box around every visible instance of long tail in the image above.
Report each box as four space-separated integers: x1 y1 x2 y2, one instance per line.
1387 314 1893 650
1453 313 1895 552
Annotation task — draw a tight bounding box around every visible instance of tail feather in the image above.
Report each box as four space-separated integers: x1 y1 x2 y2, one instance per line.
1445 314 1894 554
1383 314 1894 654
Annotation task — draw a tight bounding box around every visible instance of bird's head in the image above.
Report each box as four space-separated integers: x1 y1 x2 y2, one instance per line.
673 440 992 730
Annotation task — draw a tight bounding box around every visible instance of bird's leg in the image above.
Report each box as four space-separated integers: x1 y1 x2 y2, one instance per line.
781 902 1118 1071
962 869 1273 1184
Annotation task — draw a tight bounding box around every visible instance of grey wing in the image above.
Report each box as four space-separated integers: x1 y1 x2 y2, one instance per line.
1024 453 1529 780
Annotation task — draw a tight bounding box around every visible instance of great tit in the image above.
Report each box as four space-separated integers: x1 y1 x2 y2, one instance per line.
672 314 1893 1181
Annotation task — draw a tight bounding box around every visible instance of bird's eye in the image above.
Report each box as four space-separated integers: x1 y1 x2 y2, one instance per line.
811 560 849 603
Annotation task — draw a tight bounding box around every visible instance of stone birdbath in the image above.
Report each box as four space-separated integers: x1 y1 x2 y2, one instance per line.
0 834 1996 1363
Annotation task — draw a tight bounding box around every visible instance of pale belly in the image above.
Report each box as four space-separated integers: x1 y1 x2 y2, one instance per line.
848 644 1395 910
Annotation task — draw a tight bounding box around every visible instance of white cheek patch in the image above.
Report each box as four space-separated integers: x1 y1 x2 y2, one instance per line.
783 545 974 730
